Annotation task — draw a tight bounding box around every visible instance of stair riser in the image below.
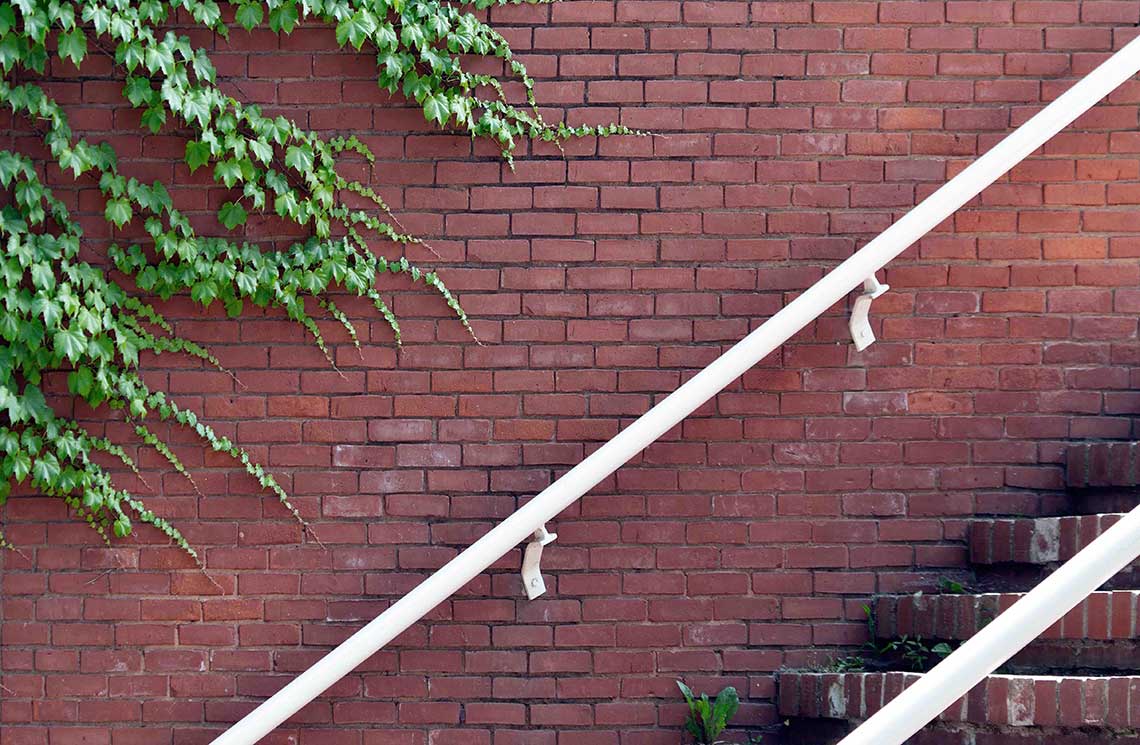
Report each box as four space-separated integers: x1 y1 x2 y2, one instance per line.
970 513 1134 567
778 672 1140 730
876 591 1140 643
1067 442 1140 489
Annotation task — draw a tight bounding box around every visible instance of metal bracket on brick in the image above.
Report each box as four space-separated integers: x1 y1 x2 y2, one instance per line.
521 524 557 600
849 274 889 352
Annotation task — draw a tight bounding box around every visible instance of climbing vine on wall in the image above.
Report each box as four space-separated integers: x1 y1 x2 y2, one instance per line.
0 0 629 562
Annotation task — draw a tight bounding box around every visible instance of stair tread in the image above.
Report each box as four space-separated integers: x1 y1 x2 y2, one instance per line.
875 589 1139 641
778 671 1140 729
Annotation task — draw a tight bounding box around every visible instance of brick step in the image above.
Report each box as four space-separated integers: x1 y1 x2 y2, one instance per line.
778 672 1140 731
970 513 1132 566
875 590 1140 642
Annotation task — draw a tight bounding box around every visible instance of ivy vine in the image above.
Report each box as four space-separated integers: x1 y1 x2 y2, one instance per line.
0 0 631 562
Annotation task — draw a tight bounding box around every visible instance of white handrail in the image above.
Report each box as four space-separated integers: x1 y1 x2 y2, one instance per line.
837 504 1140 745
212 35 1140 745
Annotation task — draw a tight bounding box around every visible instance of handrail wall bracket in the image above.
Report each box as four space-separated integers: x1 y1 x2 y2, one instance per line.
521 524 557 600
849 274 888 352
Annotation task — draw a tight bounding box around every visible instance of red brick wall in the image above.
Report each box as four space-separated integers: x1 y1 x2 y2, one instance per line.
3 2 1140 743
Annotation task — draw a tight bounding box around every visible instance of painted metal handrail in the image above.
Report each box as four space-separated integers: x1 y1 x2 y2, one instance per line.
213 35 1140 745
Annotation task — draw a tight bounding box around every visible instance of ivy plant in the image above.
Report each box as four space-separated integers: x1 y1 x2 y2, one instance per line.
0 0 630 563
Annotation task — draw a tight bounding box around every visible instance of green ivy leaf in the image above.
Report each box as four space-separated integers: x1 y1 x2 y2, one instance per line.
8 450 31 483
30 262 56 291
58 146 90 177
57 29 87 67
149 181 172 212
336 11 376 50
0 152 21 186
141 106 166 134
185 140 211 172
68 366 94 397
284 144 314 173
144 43 174 76
53 327 86 363
214 160 243 187
104 198 132 228
192 0 223 29
0 4 15 36
402 71 431 102
219 201 247 229
32 295 61 327
375 23 398 53
235 2 264 30
268 1 299 33
400 22 425 49
233 269 257 296
190 280 218 307
79 3 108 32
248 138 273 164
181 93 212 128
274 190 298 219
31 452 60 486
423 93 449 125
119 39 145 72
117 335 138 367
242 182 266 210
0 34 23 73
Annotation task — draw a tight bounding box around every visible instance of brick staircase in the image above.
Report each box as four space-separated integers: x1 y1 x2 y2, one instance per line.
778 442 1140 743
